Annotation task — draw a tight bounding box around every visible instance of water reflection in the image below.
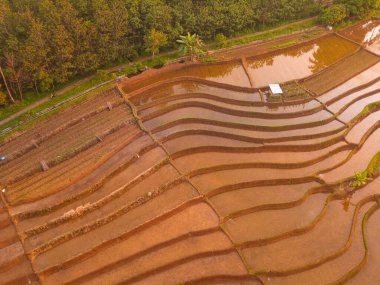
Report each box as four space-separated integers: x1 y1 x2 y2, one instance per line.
247 35 358 87
342 20 380 46
340 20 380 55
124 61 251 93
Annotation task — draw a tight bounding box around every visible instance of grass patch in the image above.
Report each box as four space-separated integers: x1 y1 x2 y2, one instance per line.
350 151 380 188
272 40 298 49
0 76 112 131
212 19 317 50
0 92 45 122
352 101 380 123
0 83 113 142
367 151 380 176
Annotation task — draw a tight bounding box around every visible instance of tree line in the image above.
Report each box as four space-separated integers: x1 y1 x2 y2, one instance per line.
0 0 324 104
0 0 378 105
320 0 379 26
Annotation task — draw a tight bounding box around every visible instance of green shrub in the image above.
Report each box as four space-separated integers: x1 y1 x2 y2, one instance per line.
351 171 372 187
319 4 348 26
96 69 109 81
215 33 227 47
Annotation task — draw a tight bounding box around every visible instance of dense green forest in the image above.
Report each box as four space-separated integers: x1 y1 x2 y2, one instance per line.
0 0 377 105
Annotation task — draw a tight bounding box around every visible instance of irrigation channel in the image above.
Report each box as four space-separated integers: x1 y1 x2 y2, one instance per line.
1 20 380 285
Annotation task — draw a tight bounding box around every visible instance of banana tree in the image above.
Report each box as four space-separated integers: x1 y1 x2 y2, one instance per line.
176 33 205 62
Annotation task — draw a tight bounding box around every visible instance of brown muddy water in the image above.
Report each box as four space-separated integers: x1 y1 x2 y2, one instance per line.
340 20 380 55
124 61 251 93
246 35 358 87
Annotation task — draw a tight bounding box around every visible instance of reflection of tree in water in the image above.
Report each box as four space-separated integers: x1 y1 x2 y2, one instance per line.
282 44 314 58
309 39 355 73
248 44 314 69
342 21 380 45
181 81 199 93
309 46 328 73
249 57 275 69
187 62 238 79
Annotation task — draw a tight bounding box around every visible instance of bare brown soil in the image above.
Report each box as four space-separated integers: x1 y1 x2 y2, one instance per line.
0 199 39 285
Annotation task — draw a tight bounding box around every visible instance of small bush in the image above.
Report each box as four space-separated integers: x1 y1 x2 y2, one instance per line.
215 33 227 47
96 69 109 81
351 171 372 188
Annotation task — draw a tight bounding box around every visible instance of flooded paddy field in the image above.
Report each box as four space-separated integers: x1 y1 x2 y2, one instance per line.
213 27 328 60
339 20 380 55
245 35 359 87
123 60 251 93
1 26 380 285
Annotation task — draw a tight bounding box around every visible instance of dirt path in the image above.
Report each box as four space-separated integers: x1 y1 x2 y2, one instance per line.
0 17 316 129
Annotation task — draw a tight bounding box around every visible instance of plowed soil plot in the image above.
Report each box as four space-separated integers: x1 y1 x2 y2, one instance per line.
0 199 39 285
0 88 123 156
339 20 380 55
2 34 380 284
246 35 359 87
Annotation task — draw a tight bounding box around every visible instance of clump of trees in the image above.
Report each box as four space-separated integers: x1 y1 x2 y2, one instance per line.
0 0 323 105
144 29 168 59
319 4 348 26
319 0 380 26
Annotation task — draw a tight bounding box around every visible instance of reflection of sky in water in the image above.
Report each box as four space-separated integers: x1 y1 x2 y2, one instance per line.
254 44 319 70
196 63 250 87
359 21 380 55
247 36 357 87
126 61 251 93
363 24 380 45
247 45 322 87
343 21 380 54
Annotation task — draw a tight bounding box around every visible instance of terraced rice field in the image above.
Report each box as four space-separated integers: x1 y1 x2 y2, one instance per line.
1 32 380 285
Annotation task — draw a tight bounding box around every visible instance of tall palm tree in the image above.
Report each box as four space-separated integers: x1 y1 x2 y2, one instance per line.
176 33 205 62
